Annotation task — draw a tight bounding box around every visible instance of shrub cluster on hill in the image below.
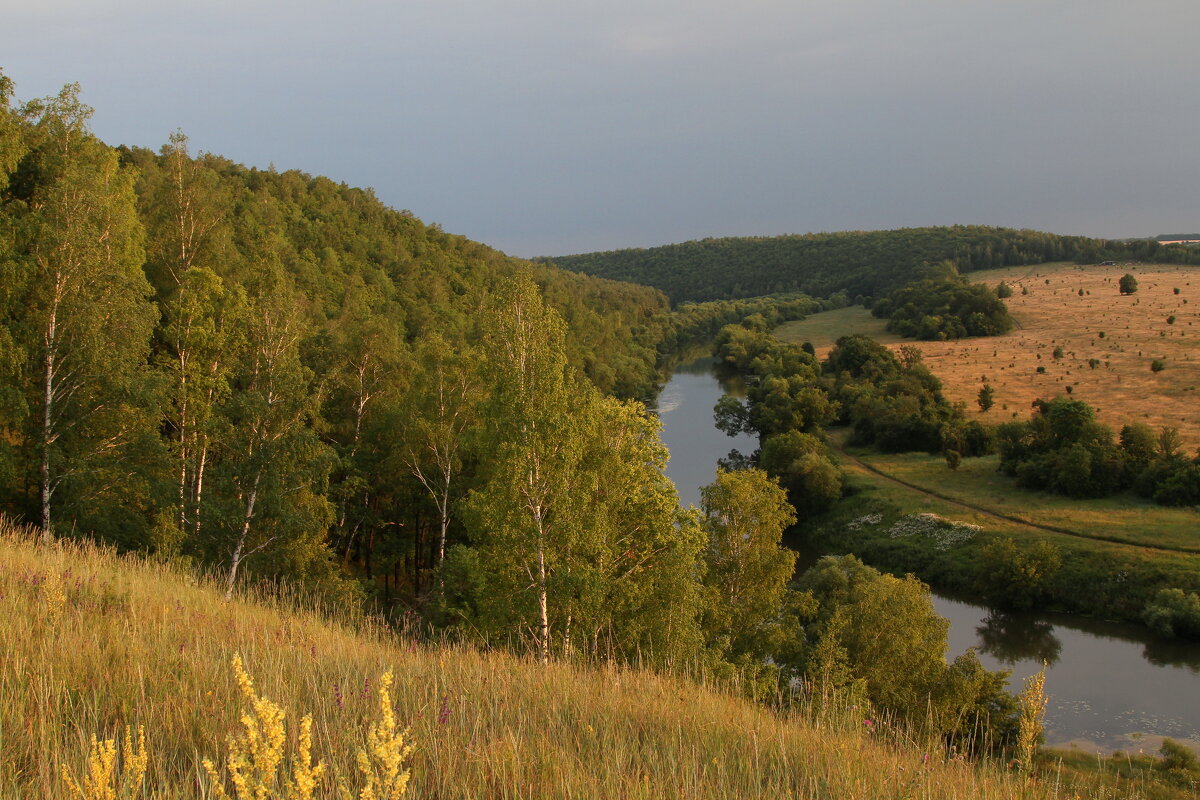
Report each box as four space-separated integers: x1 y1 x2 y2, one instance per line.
871 268 1014 341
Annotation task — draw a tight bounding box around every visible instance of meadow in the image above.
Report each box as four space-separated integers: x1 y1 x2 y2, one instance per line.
849 450 1200 553
777 262 1200 450
2 515 1131 800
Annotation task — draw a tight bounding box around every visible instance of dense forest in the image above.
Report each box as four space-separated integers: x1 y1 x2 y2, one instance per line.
545 226 1200 305
0 75 677 607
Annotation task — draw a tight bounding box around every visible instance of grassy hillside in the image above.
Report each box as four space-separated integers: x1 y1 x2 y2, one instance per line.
778 262 1200 450
0 515 1150 799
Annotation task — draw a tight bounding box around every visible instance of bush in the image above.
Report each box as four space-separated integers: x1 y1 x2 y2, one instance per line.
1119 273 1138 294
1159 738 1199 772
1151 359 1166 372
1142 589 1200 638
978 538 1062 611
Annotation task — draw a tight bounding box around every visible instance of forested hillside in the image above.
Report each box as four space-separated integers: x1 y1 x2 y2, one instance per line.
546 226 1200 304
0 75 679 616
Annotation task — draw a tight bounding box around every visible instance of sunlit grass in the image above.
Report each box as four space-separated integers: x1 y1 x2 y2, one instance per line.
775 305 901 356
0 515 1162 798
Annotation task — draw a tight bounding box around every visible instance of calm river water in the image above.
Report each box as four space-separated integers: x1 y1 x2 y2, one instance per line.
656 356 1200 754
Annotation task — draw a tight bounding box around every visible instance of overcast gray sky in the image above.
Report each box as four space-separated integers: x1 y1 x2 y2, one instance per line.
5 1 1199 257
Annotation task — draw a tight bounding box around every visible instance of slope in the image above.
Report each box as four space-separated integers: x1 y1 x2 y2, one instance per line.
0 515 1079 800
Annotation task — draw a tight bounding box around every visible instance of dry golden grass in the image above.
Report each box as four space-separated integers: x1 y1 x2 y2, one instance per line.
780 262 1200 450
0 516 1102 800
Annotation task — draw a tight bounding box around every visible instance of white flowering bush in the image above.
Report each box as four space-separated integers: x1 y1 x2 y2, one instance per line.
845 513 883 531
885 513 980 551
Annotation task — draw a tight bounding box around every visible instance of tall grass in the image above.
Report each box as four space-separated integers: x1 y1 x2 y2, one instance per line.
0 516 1140 798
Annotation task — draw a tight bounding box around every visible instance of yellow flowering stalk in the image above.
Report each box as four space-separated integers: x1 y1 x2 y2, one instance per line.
1016 661 1048 775
339 670 413 800
203 654 325 800
61 725 147 800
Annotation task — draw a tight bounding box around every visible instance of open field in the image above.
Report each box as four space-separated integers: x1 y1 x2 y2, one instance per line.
775 304 904 352
778 262 1200 450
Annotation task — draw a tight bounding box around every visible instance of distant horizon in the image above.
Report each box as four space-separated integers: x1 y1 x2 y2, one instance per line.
7 1 1200 260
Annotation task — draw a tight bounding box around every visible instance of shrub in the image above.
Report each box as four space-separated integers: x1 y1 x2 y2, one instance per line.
1159 738 1199 773
977 382 995 412
1142 589 1200 638
1151 359 1166 372
1119 273 1138 294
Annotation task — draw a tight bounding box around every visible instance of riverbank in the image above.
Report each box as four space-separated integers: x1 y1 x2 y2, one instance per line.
799 438 1200 632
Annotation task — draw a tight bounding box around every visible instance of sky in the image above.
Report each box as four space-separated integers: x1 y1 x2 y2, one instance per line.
4 1 1199 257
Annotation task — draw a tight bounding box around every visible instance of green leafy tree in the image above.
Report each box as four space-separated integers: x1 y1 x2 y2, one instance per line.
396 332 479 568
795 556 1016 739
211 268 335 599
321 280 408 567
158 267 242 551
461 275 704 665
758 431 842 513
978 538 1062 611
462 276 591 662
1119 273 1138 294
699 468 797 664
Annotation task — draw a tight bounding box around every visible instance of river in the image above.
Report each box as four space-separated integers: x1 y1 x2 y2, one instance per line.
656 355 1200 754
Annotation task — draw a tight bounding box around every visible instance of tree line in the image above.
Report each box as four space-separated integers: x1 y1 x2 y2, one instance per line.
546 227 1200 309
544 226 1106 304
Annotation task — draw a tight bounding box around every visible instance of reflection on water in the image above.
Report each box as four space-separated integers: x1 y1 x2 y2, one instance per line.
659 355 1200 753
937 594 1200 751
976 611 1062 666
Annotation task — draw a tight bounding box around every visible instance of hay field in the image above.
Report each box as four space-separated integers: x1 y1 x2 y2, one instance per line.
778 262 1200 450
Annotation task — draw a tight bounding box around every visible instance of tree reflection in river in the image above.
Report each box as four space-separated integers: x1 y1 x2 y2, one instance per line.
976 610 1063 666
1143 639 1200 674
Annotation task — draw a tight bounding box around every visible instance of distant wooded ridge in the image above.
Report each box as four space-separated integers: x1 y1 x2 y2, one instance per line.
542 226 1200 304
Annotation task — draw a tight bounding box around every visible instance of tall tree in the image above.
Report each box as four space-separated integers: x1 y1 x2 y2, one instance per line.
464 275 582 662
699 468 797 662
212 266 334 598
398 332 479 569
158 267 242 549
139 131 229 298
13 83 158 541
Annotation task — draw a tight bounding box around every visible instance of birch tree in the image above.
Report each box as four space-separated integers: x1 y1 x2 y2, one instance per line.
398 332 481 569
14 83 157 541
463 275 586 662
214 267 333 598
